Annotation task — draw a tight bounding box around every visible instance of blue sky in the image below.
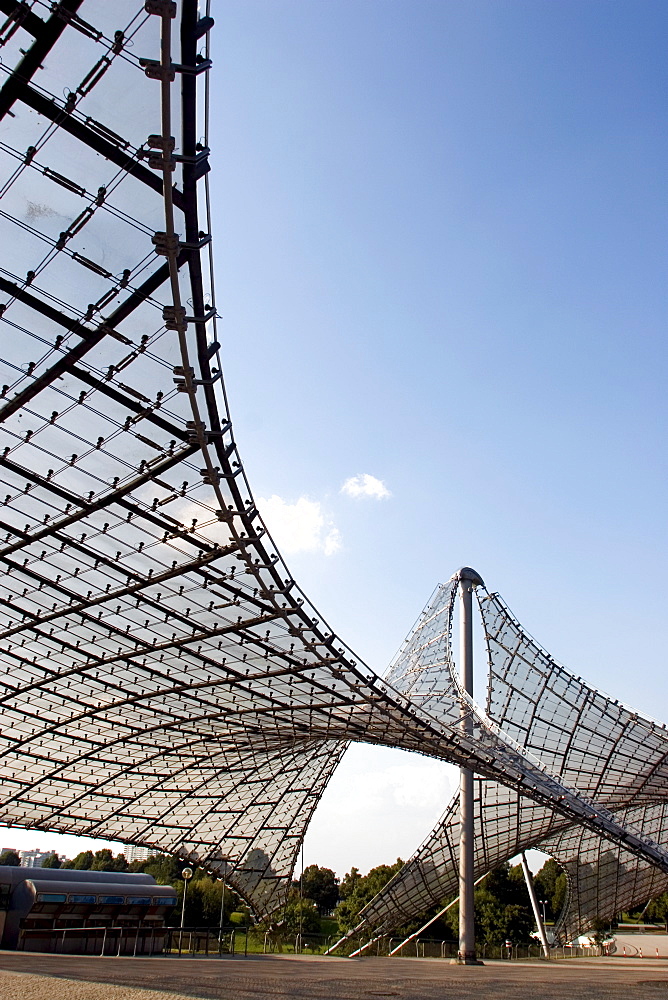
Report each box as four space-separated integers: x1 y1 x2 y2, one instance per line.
211 0 667 874
213 0 666 692
3 0 666 877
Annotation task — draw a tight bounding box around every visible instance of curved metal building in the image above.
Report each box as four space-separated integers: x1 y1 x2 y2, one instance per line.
0 0 664 939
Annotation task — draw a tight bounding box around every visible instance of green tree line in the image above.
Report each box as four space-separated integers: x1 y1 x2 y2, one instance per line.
0 847 653 942
282 857 568 944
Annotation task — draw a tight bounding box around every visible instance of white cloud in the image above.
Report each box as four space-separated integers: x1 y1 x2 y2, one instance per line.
322 525 342 556
258 494 341 556
341 473 391 500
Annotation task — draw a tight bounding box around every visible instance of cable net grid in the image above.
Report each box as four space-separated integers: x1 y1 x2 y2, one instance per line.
346 590 668 941
544 801 668 943
1 1 667 925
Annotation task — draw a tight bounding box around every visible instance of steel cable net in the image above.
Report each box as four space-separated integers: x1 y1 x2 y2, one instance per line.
1 1 667 924
542 802 668 943
348 590 668 942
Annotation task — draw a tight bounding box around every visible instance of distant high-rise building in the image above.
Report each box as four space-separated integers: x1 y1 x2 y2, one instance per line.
124 845 156 864
18 850 53 868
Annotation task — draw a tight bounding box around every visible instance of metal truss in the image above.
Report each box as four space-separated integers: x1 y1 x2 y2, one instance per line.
0 1 666 926
343 589 668 942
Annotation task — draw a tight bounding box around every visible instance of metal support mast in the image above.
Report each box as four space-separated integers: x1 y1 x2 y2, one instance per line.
453 567 484 965
520 852 550 959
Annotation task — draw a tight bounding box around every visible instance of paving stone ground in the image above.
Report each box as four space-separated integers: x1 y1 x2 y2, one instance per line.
1 953 667 1000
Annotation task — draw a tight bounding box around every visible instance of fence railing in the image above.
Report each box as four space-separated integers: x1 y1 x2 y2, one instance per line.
348 937 604 960
18 923 169 956
15 923 608 960
393 939 608 960
15 924 336 957
165 926 246 956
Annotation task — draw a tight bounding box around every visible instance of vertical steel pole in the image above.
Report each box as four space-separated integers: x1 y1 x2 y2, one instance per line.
454 567 484 965
520 852 550 959
298 839 304 955
459 573 476 963
178 867 192 956
218 861 227 954
178 884 186 955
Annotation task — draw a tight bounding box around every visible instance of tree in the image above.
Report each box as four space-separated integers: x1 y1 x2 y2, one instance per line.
41 852 61 869
145 863 246 928
297 865 339 914
282 891 321 934
90 849 114 871
644 893 668 931
335 860 404 931
136 853 184 886
588 917 612 945
61 849 129 873
0 850 20 866
441 864 535 946
177 875 240 927
63 850 94 870
533 858 568 922
338 867 361 900
90 849 128 872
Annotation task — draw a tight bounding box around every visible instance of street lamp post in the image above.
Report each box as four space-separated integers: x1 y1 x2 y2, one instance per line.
179 866 193 955
218 861 228 953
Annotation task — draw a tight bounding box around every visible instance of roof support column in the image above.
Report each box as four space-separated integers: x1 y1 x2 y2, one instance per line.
453 567 484 965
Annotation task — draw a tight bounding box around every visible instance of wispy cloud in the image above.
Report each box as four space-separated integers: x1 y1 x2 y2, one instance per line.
340 473 391 500
258 494 341 556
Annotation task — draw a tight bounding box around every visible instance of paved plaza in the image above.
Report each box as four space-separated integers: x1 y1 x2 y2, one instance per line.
1 953 668 1000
